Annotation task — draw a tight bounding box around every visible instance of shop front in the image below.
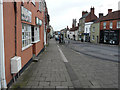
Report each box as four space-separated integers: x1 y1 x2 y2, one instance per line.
100 30 119 45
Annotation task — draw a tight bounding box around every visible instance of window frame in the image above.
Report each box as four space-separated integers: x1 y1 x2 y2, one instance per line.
93 27 95 32
110 21 113 29
32 26 40 43
22 23 32 51
103 22 106 29
117 21 120 28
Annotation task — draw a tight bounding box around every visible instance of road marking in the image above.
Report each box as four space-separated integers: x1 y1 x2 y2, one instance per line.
57 45 68 62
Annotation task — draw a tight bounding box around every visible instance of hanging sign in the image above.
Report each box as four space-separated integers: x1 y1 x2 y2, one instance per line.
36 17 42 26
21 6 32 23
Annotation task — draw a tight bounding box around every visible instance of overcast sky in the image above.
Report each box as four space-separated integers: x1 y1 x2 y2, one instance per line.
46 0 120 31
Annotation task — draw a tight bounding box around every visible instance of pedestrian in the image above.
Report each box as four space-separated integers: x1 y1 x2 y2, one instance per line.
59 34 61 43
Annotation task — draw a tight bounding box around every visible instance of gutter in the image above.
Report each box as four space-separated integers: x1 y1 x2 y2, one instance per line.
0 0 7 88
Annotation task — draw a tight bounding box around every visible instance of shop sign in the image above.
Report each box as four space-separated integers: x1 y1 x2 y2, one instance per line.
36 17 42 26
21 6 32 23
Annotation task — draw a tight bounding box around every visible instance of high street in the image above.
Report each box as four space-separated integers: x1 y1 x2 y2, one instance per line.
12 39 118 89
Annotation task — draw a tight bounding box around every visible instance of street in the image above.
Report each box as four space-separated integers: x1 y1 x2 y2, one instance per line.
12 39 118 89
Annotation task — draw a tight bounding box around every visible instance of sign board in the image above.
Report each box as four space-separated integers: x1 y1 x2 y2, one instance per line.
36 17 42 26
21 6 32 23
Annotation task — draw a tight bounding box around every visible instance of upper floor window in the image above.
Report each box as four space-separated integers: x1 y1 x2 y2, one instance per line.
39 2 42 12
103 22 106 29
86 28 88 33
110 22 113 29
117 21 120 28
93 27 95 32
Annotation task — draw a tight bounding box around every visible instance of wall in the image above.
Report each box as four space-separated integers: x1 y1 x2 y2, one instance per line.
3 2 45 85
90 23 100 44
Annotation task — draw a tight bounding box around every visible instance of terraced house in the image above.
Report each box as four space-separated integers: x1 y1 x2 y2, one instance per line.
78 7 97 41
0 0 50 88
100 9 120 45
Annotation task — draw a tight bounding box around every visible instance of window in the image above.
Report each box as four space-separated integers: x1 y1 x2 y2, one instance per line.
117 21 120 28
39 1 42 12
32 26 40 43
93 27 95 32
92 35 95 40
103 22 106 29
110 22 113 29
86 28 88 33
22 23 32 49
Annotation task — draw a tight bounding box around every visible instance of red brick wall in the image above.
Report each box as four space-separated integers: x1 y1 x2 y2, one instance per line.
100 20 118 30
3 2 16 83
3 2 45 84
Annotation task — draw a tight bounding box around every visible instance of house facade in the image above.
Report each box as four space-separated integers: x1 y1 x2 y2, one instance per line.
90 23 100 44
100 10 120 45
78 7 97 41
84 22 93 42
1 0 49 88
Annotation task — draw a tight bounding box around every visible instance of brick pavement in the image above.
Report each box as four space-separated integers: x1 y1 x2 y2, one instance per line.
11 39 73 89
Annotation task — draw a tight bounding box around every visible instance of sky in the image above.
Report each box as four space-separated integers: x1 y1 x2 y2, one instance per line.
46 0 120 31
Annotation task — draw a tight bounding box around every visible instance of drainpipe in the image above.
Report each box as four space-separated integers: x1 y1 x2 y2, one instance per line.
0 0 7 88
14 2 17 56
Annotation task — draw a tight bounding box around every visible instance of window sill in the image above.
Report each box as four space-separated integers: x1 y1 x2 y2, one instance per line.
22 44 33 51
32 40 40 44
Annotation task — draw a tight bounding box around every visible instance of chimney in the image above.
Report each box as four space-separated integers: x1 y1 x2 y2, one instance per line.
67 26 69 30
108 9 112 14
82 11 88 16
91 7 95 14
99 13 103 18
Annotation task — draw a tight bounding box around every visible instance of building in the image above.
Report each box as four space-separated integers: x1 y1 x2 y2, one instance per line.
84 22 93 42
100 9 120 45
90 13 104 44
67 19 79 40
118 1 120 10
49 25 54 38
78 7 98 41
0 0 49 88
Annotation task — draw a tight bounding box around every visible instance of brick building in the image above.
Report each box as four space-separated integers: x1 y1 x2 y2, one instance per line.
100 9 120 45
0 0 50 88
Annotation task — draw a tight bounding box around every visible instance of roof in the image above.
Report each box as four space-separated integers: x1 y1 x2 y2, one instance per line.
69 27 79 31
101 10 120 21
80 13 89 19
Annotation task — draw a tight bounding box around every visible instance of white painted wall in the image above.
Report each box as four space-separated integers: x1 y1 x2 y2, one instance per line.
84 22 93 34
69 31 75 40
75 30 79 40
0 0 7 88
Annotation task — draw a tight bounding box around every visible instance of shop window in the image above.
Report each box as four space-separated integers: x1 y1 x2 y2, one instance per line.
110 22 113 29
22 23 32 49
32 26 40 43
117 21 120 28
103 22 106 29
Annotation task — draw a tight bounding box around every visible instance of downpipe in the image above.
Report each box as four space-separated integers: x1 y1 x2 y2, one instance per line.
0 0 7 89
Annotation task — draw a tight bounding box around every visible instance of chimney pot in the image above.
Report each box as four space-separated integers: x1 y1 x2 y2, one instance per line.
91 7 95 14
82 11 88 16
99 13 103 18
108 9 112 14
